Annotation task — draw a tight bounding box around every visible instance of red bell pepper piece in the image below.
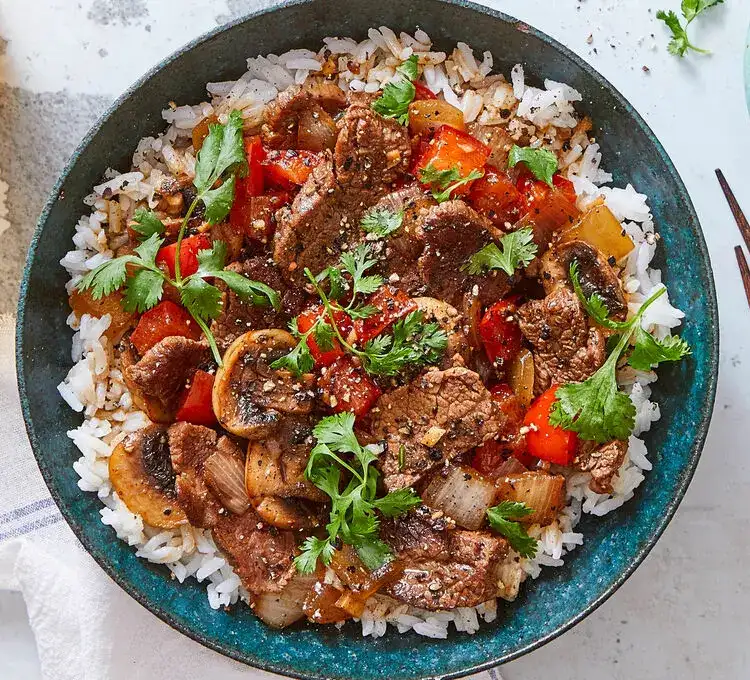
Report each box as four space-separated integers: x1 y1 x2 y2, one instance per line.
517 171 578 213
175 370 217 426
416 125 490 194
262 149 322 189
353 286 417 344
236 190 291 242
229 136 267 235
130 300 201 355
319 356 381 417
155 234 212 279
296 305 353 367
468 165 523 227
478 297 523 369
523 385 578 465
413 81 438 100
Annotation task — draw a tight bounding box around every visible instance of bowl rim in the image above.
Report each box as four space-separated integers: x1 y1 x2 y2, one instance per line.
16 0 719 677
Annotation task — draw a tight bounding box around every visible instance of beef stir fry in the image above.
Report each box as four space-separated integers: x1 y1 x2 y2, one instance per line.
78 57 690 628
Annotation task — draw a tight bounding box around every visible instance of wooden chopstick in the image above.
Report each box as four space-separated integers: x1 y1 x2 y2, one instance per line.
735 246 750 309
716 168 750 252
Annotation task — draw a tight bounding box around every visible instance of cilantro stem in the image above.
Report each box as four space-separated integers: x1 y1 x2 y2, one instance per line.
173 196 201 284
191 312 222 365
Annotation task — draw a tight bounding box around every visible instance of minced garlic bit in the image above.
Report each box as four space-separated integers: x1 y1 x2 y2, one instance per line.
421 426 447 447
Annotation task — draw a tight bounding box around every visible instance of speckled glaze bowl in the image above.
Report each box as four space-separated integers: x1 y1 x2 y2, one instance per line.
16 1 718 678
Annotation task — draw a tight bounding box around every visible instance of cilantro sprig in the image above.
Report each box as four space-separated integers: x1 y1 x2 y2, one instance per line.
657 0 723 57
419 163 484 203
548 261 690 442
463 227 538 276
360 207 404 239
294 413 422 573
486 501 537 558
508 145 558 187
371 55 419 125
78 111 279 364
273 245 447 378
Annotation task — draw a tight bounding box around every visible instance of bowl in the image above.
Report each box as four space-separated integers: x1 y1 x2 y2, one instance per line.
16 0 719 678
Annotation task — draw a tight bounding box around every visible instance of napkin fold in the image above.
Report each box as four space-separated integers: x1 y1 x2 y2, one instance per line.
0 314 499 680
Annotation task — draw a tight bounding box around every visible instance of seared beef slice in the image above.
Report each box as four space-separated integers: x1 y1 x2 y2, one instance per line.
516 287 605 395
418 200 511 307
368 366 505 490
273 100 411 282
382 507 508 610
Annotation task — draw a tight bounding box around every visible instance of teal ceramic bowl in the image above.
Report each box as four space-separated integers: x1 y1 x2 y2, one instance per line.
16 1 718 678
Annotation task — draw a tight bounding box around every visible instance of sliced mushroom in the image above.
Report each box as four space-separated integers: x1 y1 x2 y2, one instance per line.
212 329 316 439
109 425 186 528
414 297 472 366
253 496 323 531
541 240 628 320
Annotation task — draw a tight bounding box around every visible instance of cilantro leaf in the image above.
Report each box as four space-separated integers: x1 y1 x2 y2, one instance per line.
628 326 692 371
396 54 419 80
318 266 347 300
371 59 417 126
133 233 164 266
194 110 247 195
371 488 422 517
551 269 688 442
360 207 404 238
657 0 722 58
180 277 223 321
131 208 165 240
270 333 315 377
347 304 378 320
296 414 421 574
463 227 538 276
418 163 484 203
487 502 538 558
201 174 236 224
340 244 384 301
122 269 164 313
77 256 138 299
212 270 280 310
294 536 336 574
312 319 336 352
507 145 558 186
353 537 394 571
549 351 637 443
195 240 227 274
361 310 448 376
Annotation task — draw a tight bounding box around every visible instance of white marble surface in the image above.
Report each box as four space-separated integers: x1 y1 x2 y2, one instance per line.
1 0 749 678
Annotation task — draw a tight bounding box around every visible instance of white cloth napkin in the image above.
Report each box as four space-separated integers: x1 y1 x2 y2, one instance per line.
0 314 500 680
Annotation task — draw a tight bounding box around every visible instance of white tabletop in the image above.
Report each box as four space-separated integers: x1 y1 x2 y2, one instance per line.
1 1 748 678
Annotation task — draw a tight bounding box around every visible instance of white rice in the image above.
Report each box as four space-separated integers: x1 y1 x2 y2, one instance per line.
57 28 684 638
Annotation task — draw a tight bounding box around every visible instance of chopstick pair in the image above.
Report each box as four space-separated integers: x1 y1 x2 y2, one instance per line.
715 169 750 309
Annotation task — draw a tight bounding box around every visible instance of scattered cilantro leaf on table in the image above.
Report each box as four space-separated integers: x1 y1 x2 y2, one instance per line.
463 227 538 276
486 501 537 558
657 0 724 57
294 413 421 573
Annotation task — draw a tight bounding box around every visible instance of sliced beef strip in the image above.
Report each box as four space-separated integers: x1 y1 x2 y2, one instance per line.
418 200 512 308
382 506 508 610
366 365 506 490
365 185 434 294
211 256 307 351
333 95 411 190
273 153 377 282
167 422 224 529
124 337 210 404
262 79 347 149
273 101 413 283
212 509 297 595
541 240 628 320
574 439 627 494
516 287 606 395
